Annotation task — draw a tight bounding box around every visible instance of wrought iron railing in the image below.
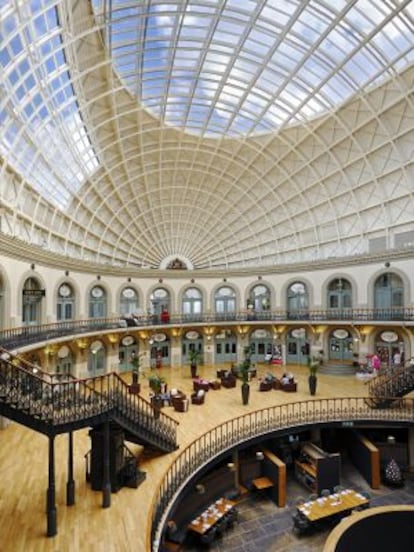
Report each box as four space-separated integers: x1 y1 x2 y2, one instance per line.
1 308 414 350
149 396 414 550
0 351 178 449
367 365 414 406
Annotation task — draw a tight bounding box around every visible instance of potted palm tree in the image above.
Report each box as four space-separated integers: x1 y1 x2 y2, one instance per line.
130 352 143 394
147 371 167 419
238 346 252 405
188 348 202 378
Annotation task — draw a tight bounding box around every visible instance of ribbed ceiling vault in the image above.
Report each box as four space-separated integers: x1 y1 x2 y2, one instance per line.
0 1 414 270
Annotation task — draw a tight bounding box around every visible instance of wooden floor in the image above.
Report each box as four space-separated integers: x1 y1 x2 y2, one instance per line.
0 364 371 552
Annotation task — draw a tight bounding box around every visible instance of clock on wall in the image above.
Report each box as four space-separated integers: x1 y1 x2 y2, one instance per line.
91 286 103 298
58 284 71 297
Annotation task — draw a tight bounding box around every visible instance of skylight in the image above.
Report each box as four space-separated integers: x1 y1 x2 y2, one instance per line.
0 0 99 209
92 0 414 137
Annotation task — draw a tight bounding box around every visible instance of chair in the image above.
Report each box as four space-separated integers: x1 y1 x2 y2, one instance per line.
295 496 306 507
191 389 205 405
357 490 371 510
200 526 216 546
307 493 317 501
170 390 186 409
259 380 273 391
193 379 210 392
321 489 331 497
334 485 345 493
215 517 227 537
221 374 237 388
209 380 221 390
224 507 238 528
173 398 189 412
281 381 297 392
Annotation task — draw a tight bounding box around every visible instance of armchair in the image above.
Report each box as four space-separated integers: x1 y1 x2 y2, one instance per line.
173 397 189 412
220 373 237 388
170 389 187 409
259 380 273 392
193 379 210 392
191 389 206 405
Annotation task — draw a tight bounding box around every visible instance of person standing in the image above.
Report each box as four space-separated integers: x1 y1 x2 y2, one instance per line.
393 350 401 369
372 353 381 373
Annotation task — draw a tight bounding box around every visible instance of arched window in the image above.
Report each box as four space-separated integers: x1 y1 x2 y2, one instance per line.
328 278 352 310
287 282 308 319
120 287 139 315
182 288 203 318
374 273 404 319
150 288 171 320
89 286 106 318
248 284 271 311
215 286 236 319
57 283 74 321
22 277 43 325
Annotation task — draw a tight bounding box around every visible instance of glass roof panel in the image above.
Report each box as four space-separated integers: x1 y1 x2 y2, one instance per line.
92 0 414 137
0 0 99 209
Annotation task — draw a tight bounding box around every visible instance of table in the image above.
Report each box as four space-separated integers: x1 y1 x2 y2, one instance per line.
252 476 274 490
187 498 236 535
297 489 369 522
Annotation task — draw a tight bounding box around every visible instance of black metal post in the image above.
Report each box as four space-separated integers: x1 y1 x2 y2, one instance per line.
46 435 57 537
66 431 75 506
102 421 111 508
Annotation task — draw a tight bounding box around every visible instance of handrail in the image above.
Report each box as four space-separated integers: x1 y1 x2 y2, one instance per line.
148 396 414 551
1 307 414 350
0 353 178 447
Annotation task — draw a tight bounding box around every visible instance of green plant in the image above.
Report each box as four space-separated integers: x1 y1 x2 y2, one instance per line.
131 352 144 383
238 346 252 384
188 349 201 365
308 355 320 377
147 370 166 394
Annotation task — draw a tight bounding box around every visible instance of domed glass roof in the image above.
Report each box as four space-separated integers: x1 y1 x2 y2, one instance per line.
1 0 414 270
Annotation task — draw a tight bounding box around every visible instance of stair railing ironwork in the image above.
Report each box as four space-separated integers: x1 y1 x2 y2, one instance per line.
149 396 414 551
2 308 414 350
0 353 178 449
366 365 414 405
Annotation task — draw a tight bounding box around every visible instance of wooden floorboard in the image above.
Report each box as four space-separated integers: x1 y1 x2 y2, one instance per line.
0 363 373 552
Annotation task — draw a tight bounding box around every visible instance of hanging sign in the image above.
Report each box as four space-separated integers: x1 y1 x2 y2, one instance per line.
380 331 398 343
333 329 349 339
185 331 200 340
23 289 45 297
121 336 135 346
153 333 167 342
292 328 306 339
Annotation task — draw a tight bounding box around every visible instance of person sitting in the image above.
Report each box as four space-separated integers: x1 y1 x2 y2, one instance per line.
281 373 290 385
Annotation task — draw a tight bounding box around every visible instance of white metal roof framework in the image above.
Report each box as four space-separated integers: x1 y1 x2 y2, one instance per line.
0 0 414 270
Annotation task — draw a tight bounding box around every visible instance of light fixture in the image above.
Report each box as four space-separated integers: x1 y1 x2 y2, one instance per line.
195 484 205 494
227 462 235 471
256 451 264 461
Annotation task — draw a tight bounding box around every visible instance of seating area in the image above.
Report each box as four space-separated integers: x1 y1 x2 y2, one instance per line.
258 373 298 392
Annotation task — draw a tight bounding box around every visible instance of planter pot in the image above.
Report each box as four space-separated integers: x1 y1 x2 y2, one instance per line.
241 382 250 405
190 363 198 379
151 395 163 419
308 375 317 396
129 382 140 395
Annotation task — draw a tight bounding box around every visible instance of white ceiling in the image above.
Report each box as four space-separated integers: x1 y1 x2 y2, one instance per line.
1 0 414 270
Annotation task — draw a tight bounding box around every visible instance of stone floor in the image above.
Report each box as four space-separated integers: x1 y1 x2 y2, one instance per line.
181 459 414 552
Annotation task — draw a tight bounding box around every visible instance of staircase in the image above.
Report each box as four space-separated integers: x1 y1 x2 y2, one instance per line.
0 351 178 453
365 365 414 408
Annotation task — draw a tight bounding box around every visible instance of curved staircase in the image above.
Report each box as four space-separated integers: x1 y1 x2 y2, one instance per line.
365 365 414 408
